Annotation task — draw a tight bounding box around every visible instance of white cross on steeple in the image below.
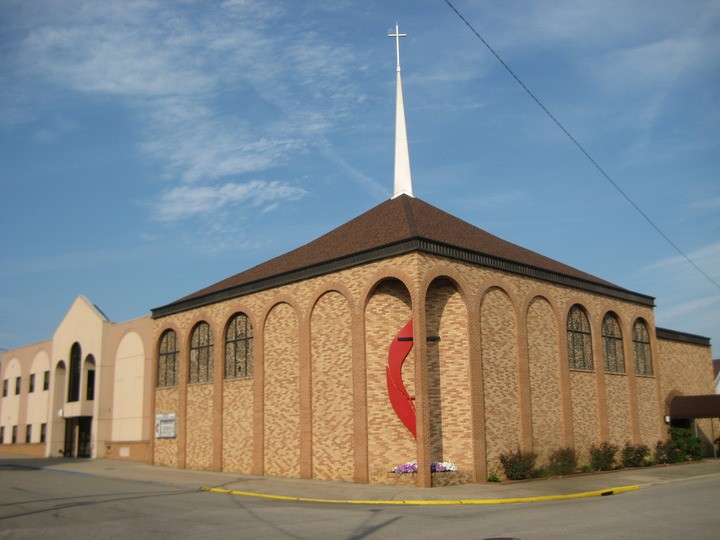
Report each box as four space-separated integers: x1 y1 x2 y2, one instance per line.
388 23 407 72
388 23 413 199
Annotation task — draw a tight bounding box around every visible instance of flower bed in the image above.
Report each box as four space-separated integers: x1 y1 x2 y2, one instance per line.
391 459 459 474
379 459 470 487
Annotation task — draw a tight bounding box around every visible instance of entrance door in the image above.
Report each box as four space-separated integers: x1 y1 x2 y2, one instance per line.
63 417 92 458
77 417 92 458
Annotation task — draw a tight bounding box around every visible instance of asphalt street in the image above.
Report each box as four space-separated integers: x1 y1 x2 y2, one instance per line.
1 456 719 538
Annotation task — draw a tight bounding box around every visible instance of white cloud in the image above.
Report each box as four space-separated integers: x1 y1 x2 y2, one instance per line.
687 197 720 211
22 6 213 97
640 243 720 350
154 180 306 222
315 139 388 200
656 295 720 320
10 0 371 215
34 116 80 142
596 36 709 97
644 241 720 277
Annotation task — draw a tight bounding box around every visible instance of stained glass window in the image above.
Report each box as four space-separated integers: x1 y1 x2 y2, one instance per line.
157 330 179 387
225 313 253 379
633 319 653 376
189 322 213 384
602 313 625 373
567 305 593 370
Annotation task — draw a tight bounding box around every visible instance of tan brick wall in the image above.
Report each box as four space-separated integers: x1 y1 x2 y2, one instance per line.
658 339 715 399
480 287 521 471
311 291 354 481
426 278 473 471
635 377 661 445
153 387 178 467
222 378 254 472
0 443 46 457
366 279 415 482
569 371 599 459
526 297 563 464
657 338 716 451
104 441 151 462
604 374 631 446
263 302 300 477
186 383 213 470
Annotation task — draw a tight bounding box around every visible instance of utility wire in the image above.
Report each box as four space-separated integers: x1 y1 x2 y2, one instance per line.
443 0 720 291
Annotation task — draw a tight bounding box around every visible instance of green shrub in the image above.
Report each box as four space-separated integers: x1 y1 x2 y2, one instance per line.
548 447 578 476
589 442 618 471
654 439 683 464
499 448 538 480
669 427 702 461
655 428 703 463
621 442 650 468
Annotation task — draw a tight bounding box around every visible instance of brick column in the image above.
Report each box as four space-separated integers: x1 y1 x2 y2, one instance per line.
413 298 432 488
352 307 369 483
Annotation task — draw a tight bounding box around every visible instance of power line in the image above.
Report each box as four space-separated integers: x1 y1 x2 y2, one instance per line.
443 0 720 292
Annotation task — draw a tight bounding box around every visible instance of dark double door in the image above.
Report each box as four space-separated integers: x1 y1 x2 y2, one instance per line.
64 417 92 458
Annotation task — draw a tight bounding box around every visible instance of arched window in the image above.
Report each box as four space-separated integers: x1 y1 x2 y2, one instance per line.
157 330 179 387
68 342 82 402
567 305 593 370
633 319 653 376
225 313 253 379
85 355 96 400
189 322 213 384
602 313 625 373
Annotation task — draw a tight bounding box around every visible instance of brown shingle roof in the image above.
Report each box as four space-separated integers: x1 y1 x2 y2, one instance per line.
152 195 653 317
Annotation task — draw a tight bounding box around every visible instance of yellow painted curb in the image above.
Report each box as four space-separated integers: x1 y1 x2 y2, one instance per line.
201 484 640 505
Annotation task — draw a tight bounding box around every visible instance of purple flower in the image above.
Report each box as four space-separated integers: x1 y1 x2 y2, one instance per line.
392 459 458 474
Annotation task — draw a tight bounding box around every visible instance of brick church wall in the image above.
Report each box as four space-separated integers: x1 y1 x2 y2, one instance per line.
635 377 661 446
186 383 213 470
480 287 522 471
365 279 415 482
426 278 473 473
657 338 717 450
658 339 715 398
221 378 254 472
604 374 631 447
263 302 301 477
310 291 354 481
153 387 178 467
569 371 599 461
526 296 563 465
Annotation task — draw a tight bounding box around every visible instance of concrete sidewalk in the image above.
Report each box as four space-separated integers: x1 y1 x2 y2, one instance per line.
3 455 719 504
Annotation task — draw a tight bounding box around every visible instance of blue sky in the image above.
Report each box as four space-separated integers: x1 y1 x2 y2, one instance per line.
1 0 718 358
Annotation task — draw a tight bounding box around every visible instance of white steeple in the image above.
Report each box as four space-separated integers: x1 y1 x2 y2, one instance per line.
388 23 413 199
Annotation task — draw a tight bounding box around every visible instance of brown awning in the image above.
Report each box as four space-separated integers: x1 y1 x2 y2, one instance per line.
669 395 720 419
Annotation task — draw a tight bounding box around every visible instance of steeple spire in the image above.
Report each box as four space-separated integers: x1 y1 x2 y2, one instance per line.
388 23 413 199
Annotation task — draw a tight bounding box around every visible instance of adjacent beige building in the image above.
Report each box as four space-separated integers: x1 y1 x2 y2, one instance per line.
0 295 153 461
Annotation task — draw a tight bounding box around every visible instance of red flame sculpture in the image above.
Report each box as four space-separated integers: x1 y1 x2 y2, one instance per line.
386 319 416 439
